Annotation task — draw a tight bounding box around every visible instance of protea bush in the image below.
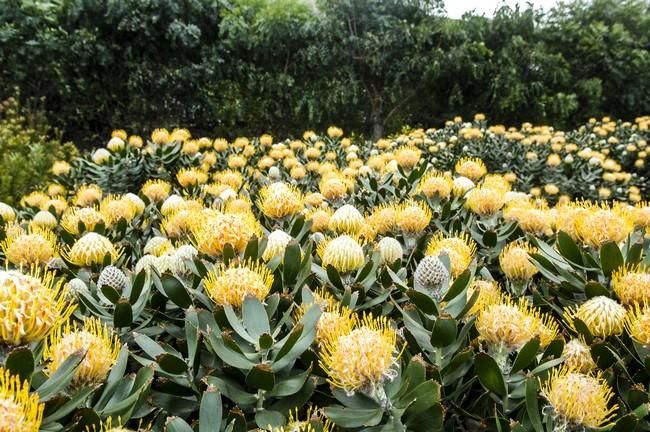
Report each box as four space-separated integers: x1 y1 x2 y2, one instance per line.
0 115 649 431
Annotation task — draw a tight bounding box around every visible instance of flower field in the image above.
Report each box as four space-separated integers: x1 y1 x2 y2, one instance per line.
1 115 650 431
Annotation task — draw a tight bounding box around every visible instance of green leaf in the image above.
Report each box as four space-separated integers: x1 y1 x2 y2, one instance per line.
611 413 638 432
324 407 384 428
242 296 271 340
165 417 194 432
442 269 471 302
113 298 133 327
160 274 192 308
157 353 188 375
283 241 302 283
326 264 345 290
474 353 507 396
571 318 593 344
36 351 84 400
407 289 438 315
4 347 35 382
600 242 624 277
511 338 540 373
246 364 275 391
584 282 609 298
556 231 583 265
255 410 285 429
483 230 497 247
129 271 147 303
199 387 222 432
431 318 457 347
525 377 543 432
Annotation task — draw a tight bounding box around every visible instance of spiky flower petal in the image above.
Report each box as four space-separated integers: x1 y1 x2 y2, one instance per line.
0 369 43 432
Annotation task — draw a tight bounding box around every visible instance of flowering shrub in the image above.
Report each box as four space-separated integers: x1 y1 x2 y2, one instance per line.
0 116 649 431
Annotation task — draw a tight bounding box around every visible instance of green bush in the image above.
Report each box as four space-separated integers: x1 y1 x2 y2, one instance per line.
0 95 77 205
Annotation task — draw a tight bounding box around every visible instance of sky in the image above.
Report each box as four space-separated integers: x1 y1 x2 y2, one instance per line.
444 0 560 18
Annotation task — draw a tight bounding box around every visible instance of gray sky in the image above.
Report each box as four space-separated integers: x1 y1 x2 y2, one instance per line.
444 0 560 18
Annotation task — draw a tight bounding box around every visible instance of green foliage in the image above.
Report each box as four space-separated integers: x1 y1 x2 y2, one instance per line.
0 95 77 205
1 0 649 147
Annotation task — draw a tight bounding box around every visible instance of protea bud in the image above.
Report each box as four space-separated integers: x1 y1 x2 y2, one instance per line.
414 255 449 298
377 237 402 264
97 265 128 292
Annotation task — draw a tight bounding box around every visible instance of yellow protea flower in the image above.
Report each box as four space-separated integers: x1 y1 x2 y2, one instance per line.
44 318 120 387
192 212 260 257
227 154 247 169
128 135 144 148
262 230 293 262
225 195 253 214
366 204 398 235
99 195 139 226
46 183 66 197
481 174 511 194
1 227 58 267
143 236 175 257
319 176 350 201
455 157 487 181
504 200 553 236
561 338 596 373
425 232 476 278
0 369 44 432
296 289 355 345
305 208 333 233
466 280 504 317
0 270 74 345
203 259 273 307
181 139 200 155
41 196 68 215
170 128 191 143
214 169 244 190
0 202 16 223
566 296 626 338
633 201 650 229
396 201 432 235
415 171 453 200
329 204 364 235
86 416 137 432
176 168 208 188
258 182 304 219
612 265 650 306
151 128 170 145
140 179 171 202
51 160 72 176
20 191 49 209
64 232 121 266
541 368 617 429
499 240 539 281
271 406 333 432
62 207 104 235
465 186 505 216
160 195 204 217
317 235 365 273
476 297 557 351
29 211 58 230
73 184 103 207
320 314 399 393
394 145 421 170
574 205 634 248
625 303 650 345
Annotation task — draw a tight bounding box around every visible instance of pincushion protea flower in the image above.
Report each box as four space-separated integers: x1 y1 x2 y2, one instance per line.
466 280 504 317
541 368 617 430
44 317 120 387
394 145 421 170
258 182 304 219
0 369 43 432
366 203 397 235
317 235 365 273
63 232 121 266
262 230 293 262
61 207 104 235
415 171 453 200
499 240 538 281
574 204 634 248
625 303 650 345
296 289 355 346
561 338 596 373
203 259 273 307
328 204 364 235
320 314 399 399
0 202 16 223
425 232 476 278
140 179 171 202
271 406 333 432
1 227 58 267
396 201 431 235
465 186 505 216
192 211 260 257
73 184 103 207
566 296 626 338
612 265 650 306
99 195 139 226
455 157 487 181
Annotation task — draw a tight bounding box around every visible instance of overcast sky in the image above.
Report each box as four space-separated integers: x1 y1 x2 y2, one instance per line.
444 0 560 18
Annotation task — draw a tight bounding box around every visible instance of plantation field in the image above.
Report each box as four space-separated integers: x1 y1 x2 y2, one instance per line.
1 115 650 431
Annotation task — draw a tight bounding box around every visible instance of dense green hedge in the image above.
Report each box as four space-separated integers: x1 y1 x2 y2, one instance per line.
1 0 649 147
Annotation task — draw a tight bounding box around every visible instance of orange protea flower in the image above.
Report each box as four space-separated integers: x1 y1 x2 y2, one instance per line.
203 259 273 307
465 186 505 217
396 201 432 235
0 270 74 345
317 235 365 273
258 182 304 219
140 179 172 202
44 318 120 387
320 314 399 394
612 265 650 306
455 157 487 181
499 240 539 281
425 232 476 278
415 171 453 200
73 184 103 207
0 369 44 432
1 227 58 268
541 368 617 429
